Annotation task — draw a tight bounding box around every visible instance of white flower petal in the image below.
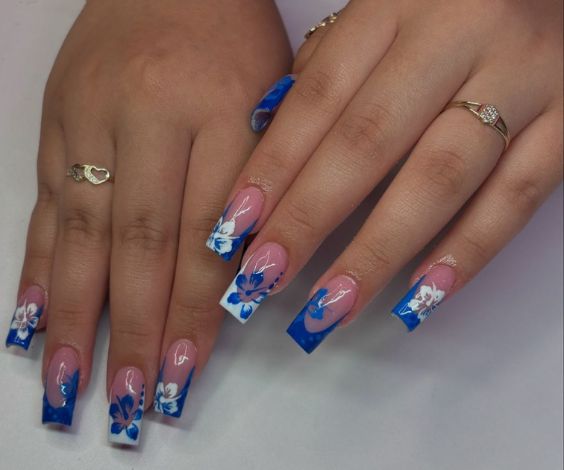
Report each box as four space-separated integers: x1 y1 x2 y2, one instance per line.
218 220 235 237
16 328 29 341
165 382 178 398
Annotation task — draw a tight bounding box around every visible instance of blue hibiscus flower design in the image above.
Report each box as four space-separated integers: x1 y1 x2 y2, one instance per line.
226 271 269 319
110 394 143 441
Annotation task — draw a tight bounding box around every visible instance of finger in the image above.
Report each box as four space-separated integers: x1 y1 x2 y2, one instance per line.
285 70 551 352
222 21 480 323
208 0 399 260
281 49 550 348
107 117 189 444
154 116 256 417
40 121 114 425
391 108 562 331
6 118 64 348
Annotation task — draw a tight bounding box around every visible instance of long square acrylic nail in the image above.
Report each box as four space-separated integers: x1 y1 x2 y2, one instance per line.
6 285 45 350
154 339 197 418
392 264 456 331
250 74 296 132
108 367 145 446
287 275 358 354
220 242 287 323
42 347 80 426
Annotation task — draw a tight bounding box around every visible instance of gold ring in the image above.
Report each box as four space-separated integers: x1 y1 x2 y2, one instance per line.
304 11 341 39
447 101 511 150
66 164 113 185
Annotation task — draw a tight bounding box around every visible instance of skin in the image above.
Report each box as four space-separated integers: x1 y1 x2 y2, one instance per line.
13 0 563 431
229 0 563 323
17 0 292 404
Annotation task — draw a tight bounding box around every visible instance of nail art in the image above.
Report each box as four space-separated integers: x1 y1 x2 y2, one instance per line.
153 339 197 418
108 367 145 446
42 347 79 426
392 264 456 331
206 187 264 261
287 276 358 354
250 74 296 132
6 285 45 350
220 242 288 323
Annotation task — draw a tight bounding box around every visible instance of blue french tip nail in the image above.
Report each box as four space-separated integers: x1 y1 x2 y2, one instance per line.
287 276 358 354
42 347 80 426
250 74 296 132
6 285 45 350
391 264 456 331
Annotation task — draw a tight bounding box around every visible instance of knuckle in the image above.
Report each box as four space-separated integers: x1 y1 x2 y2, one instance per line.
111 320 154 345
117 211 175 253
504 176 544 214
250 143 293 180
352 237 393 275
62 205 108 246
52 305 96 332
293 69 340 111
276 197 319 241
459 229 491 265
335 102 393 162
122 51 176 102
418 147 467 199
169 296 218 332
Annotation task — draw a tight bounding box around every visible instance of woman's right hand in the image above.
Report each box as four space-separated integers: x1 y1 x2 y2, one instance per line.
6 0 291 444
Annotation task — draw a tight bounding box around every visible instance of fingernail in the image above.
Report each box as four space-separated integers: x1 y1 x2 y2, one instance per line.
108 367 145 446
250 74 296 132
206 187 264 261
392 264 456 331
287 275 358 354
6 285 46 350
220 242 288 323
42 347 80 426
154 339 197 418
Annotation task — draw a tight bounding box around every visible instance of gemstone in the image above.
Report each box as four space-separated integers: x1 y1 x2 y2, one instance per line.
478 104 499 124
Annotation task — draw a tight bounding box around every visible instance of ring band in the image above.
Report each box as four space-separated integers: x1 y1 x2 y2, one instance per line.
66 164 113 185
447 101 511 150
304 11 341 39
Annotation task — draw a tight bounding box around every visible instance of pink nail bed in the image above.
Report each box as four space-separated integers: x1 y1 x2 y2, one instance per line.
392 264 457 331
206 186 264 261
153 339 197 418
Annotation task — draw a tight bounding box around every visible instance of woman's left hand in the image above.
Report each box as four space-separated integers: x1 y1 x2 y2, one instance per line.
207 0 563 352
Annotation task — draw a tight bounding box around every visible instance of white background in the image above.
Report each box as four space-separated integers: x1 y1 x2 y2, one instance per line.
0 1 562 469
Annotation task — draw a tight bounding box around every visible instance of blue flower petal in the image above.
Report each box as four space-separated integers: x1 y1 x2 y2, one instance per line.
235 273 248 290
309 305 325 320
109 403 121 420
126 422 139 441
249 271 264 288
227 292 241 305
117 394 134 420
111 422 124 435
134 408 143 420
240 304 254 320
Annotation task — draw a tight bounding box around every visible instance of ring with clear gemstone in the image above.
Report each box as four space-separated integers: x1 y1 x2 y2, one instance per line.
447 100 510 150
478 104 500 125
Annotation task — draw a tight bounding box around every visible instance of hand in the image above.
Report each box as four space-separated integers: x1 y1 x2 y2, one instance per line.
6 0 291 441
207 0 563 352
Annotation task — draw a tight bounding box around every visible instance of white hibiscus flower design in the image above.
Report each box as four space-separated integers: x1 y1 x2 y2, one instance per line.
153 382 180 416
407 283 446 322
10 301 40 341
